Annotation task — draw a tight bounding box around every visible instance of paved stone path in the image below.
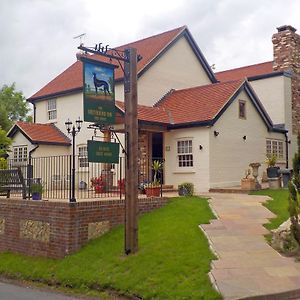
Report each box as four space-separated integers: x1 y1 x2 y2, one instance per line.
200 193 300 300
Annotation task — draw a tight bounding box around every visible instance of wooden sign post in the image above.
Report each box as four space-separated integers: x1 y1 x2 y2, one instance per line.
124 48 138 254
78 44 139 254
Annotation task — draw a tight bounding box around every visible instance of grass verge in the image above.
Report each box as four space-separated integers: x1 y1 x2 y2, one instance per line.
251 189 289 231
0 196 221 300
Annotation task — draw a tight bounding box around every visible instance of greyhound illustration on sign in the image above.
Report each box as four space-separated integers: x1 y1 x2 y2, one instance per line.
92 73 110 96
82 57 116 124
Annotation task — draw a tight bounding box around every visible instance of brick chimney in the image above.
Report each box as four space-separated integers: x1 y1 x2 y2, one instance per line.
272 25 300 133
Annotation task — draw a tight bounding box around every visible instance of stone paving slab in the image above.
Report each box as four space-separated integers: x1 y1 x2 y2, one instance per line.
200 193 300 300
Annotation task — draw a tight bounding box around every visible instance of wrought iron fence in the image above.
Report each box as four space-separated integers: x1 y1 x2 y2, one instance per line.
1 155 164 200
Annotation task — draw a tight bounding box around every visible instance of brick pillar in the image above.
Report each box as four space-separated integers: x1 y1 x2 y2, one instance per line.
138 131 150 184
272 25 300 133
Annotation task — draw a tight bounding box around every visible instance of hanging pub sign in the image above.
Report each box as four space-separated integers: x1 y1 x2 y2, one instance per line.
81 57 116 124
88 140 119 164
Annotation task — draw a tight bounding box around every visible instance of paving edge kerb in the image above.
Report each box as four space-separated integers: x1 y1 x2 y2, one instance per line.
238 288 300 300
199 196 221 295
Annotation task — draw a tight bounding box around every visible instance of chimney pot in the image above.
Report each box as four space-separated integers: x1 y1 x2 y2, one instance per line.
277 25 297 33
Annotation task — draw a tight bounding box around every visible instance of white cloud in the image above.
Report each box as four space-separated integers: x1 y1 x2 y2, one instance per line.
1 0 300 97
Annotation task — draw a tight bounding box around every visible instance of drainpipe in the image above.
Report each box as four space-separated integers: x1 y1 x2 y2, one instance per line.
33 103 36 123
285 132 290 169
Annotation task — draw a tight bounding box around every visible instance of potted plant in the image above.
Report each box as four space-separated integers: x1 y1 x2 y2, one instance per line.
91 176 106 194
241 169 256 191
266 154 280 178
145 160 163 197
31 183 43 200
178 182 194 196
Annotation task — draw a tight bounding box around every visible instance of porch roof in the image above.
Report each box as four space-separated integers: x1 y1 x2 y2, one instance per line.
116 101 171 126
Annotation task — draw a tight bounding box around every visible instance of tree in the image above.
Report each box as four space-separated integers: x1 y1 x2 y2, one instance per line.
0 128 11 156
0 83 29 131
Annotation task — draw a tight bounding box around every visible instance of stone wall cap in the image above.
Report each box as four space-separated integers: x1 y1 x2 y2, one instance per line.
277 25 297 33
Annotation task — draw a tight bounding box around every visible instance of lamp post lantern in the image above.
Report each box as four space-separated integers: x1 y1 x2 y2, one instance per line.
65 117 83 203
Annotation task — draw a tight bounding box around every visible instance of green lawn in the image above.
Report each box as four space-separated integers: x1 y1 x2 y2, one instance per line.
251 189 289 230
0 197 221 300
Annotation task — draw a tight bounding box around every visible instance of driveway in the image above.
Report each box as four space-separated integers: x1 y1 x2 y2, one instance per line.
201 193 300 299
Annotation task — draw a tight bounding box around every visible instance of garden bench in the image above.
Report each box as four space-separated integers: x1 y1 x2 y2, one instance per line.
0 168 27 199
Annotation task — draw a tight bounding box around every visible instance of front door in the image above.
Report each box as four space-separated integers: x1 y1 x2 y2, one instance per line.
151 132 164 184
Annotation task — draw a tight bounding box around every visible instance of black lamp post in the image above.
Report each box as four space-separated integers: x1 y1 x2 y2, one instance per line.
65 117 83 202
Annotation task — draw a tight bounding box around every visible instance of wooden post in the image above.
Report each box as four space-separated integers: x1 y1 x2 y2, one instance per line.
124 48 138 254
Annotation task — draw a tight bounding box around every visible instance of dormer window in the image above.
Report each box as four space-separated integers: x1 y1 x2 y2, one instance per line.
47 99 57 120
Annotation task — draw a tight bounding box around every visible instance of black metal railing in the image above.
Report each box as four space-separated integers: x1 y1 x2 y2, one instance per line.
1 155 164 200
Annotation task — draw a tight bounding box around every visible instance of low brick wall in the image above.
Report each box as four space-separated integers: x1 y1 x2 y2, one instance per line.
0 197 169 258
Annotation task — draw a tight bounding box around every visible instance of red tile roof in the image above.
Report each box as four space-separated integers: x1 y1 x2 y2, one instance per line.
116 80 244 126
215 61 274 82
155 80 244 124
29 26 186 101
116 101 171 125
9 122 71 145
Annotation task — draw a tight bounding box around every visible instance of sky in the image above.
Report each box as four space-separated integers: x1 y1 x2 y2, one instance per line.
1 0 300 98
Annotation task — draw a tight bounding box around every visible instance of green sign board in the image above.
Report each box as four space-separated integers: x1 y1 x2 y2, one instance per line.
82 57 116 124
88 140 119 164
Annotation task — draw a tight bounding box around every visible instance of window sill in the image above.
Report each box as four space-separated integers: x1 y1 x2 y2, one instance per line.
173 170 196 174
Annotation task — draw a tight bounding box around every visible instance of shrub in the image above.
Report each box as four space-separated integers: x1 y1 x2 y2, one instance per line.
288 133 300 245
178 182 194 196
266 153 277 167
0 158 7 169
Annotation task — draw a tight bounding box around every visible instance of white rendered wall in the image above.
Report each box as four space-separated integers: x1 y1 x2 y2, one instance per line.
164 127 210 193
250 75 294 167
209 90 286 188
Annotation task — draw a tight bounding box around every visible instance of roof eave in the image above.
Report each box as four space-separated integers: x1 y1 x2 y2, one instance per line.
31 141 71 146
247 71 291 81
168 120 213 129
28 87 83 103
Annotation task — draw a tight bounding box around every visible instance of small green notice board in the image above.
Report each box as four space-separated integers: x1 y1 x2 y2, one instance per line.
88 140 119 164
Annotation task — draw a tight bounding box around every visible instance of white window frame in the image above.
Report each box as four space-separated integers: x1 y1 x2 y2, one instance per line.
47 99 57 121
78 145 89 168
177 139 193 168
266 139 284 160
13 145 28 163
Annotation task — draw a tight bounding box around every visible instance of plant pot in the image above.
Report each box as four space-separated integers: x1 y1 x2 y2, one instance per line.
32 192 42 200
145 187 161 197
241 178 256 191
267 166 280 178
279 169 292 188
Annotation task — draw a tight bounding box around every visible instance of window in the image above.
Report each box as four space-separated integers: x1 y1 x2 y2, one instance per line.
78 145 89 168
266 139 284 160
239 100 246 119
177 140 193 167
47 99 57 120
13 146 28 163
